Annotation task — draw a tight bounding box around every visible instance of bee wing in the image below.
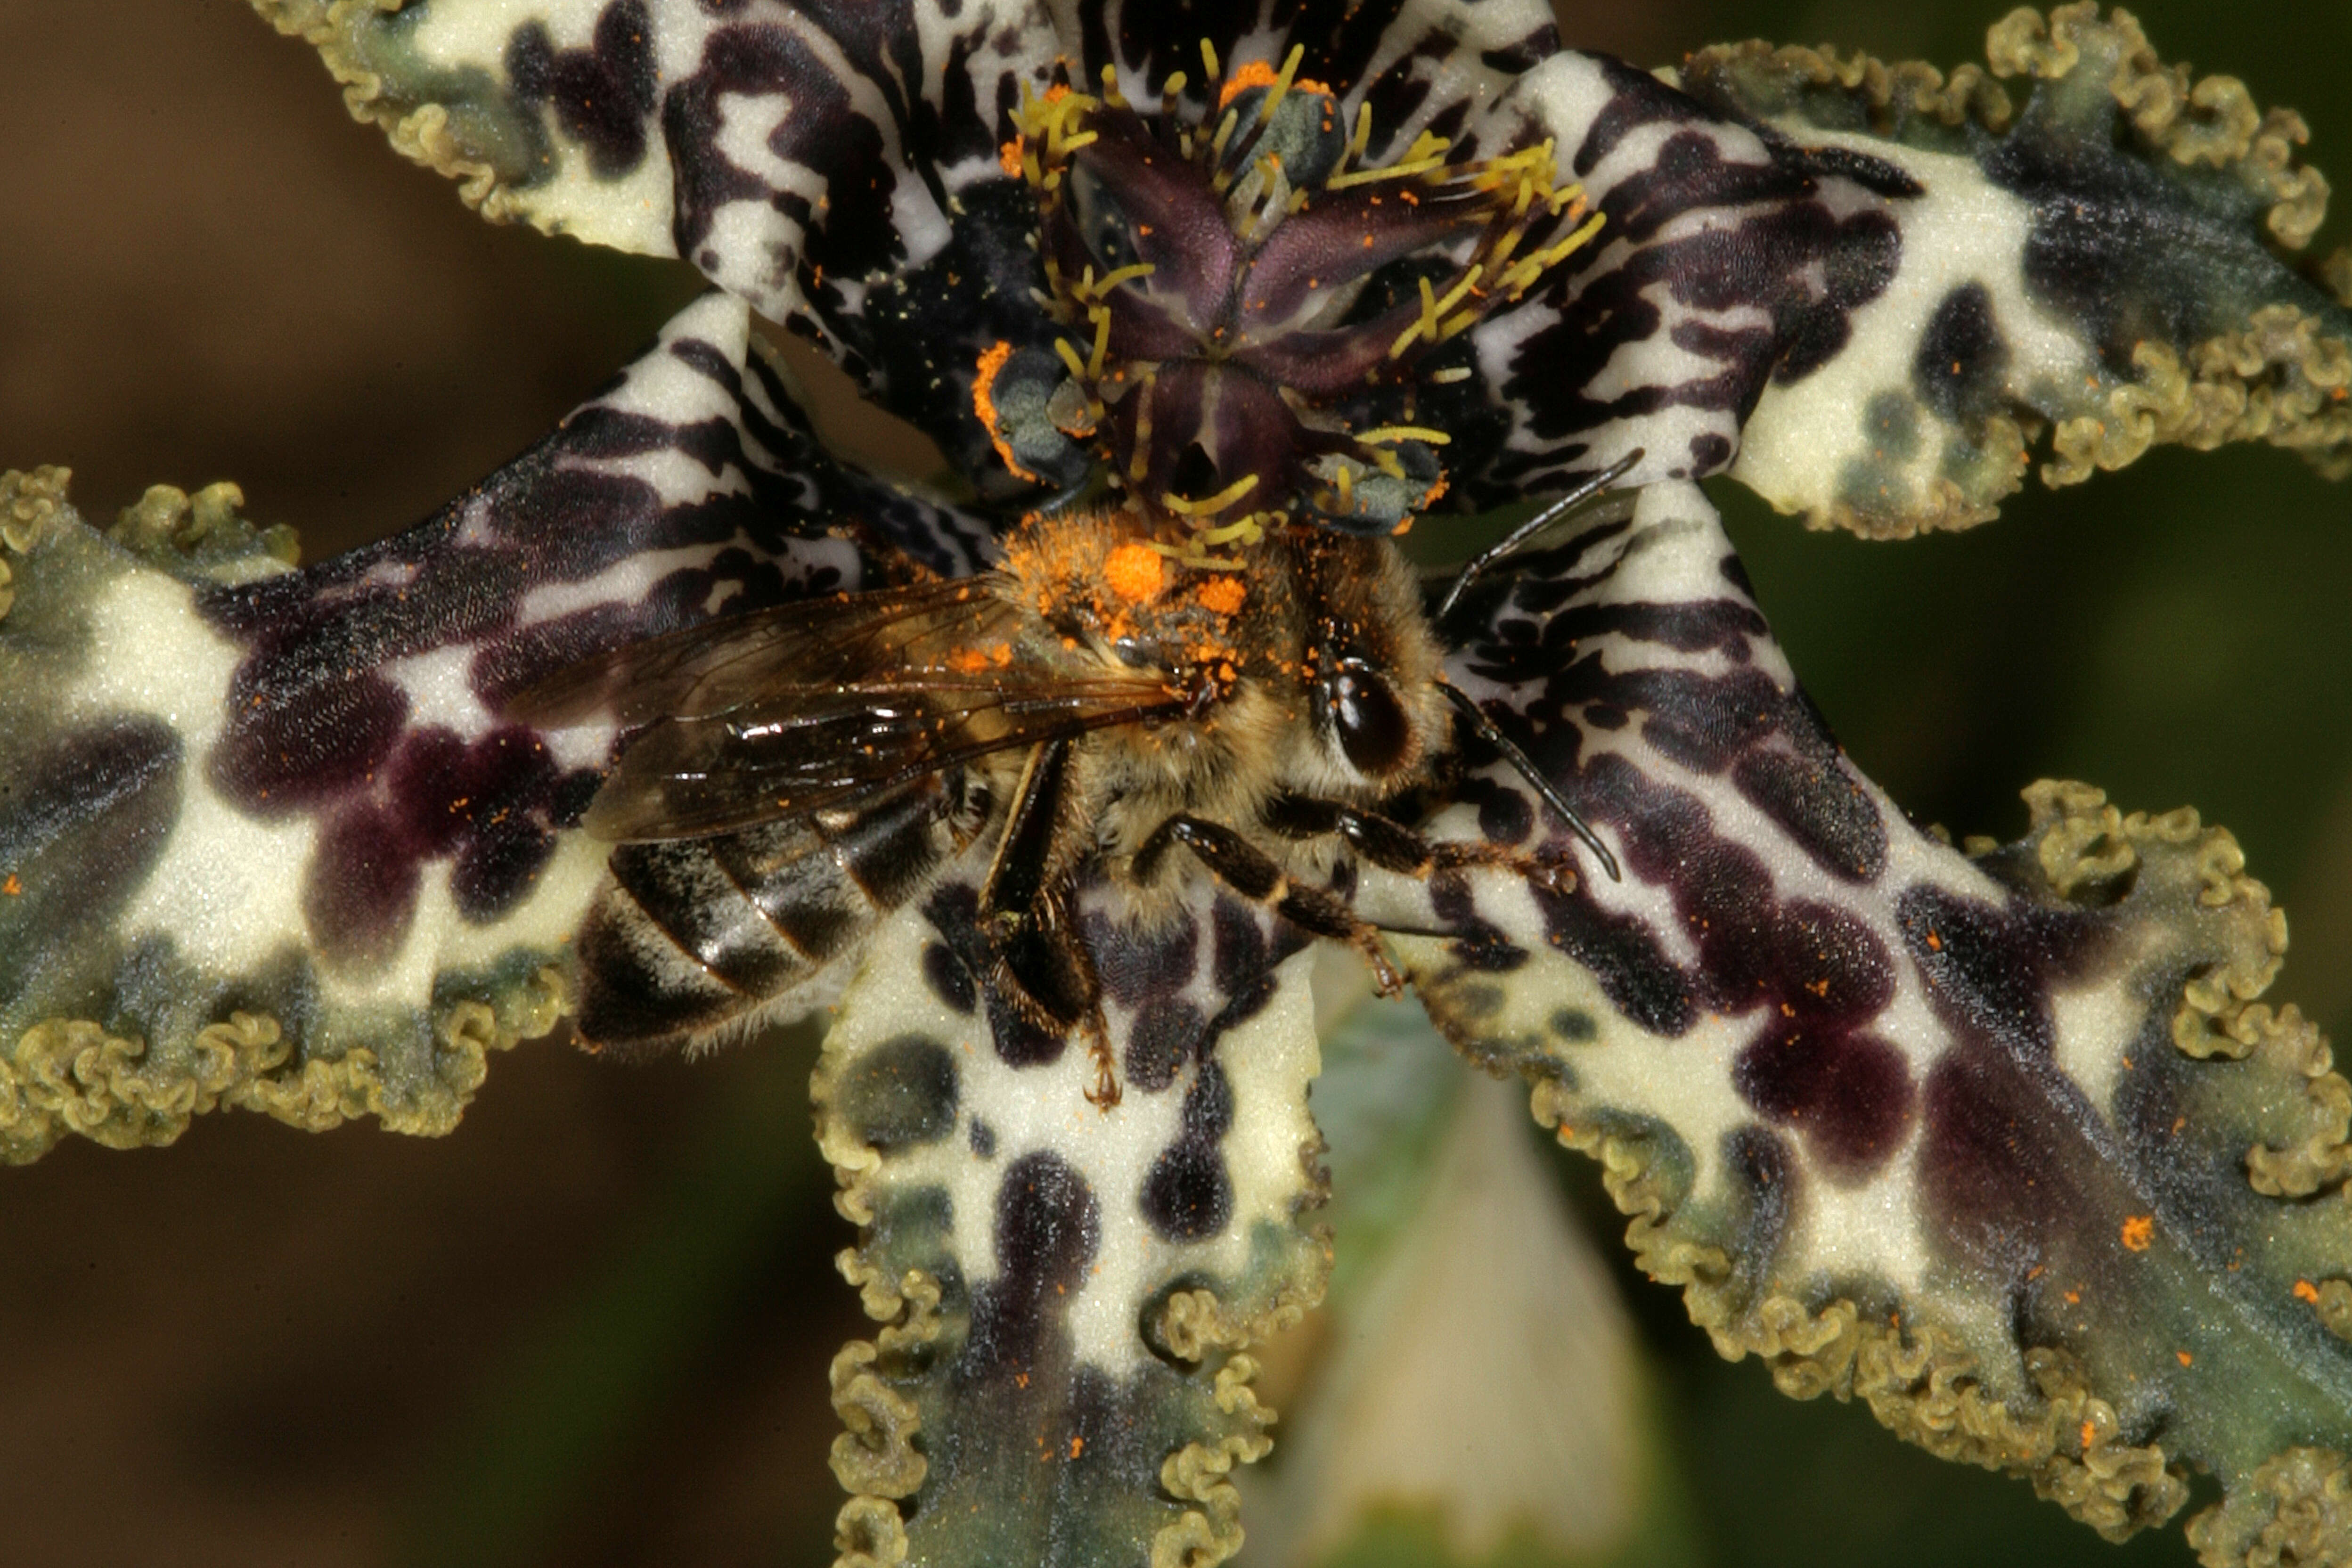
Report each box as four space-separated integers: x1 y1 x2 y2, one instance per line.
506 577 1013 728
583 672 1185 841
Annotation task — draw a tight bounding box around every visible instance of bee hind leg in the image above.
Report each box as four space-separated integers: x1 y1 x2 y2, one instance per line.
976 739 1121 1110
983 895 1122 1111
1132 814 1408 996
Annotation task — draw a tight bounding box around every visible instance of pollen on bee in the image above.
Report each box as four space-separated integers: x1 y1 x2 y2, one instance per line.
1194 576 1245 616
1103 542 1167 603
948 643 1013 673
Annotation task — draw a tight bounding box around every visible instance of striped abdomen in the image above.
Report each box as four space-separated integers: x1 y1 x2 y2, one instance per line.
572 776 967 1054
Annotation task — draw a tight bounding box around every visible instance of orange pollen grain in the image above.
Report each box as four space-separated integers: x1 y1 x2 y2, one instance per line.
1195 576 1246 616
2080 1421 2097 1451
2296 1279 2323 1304
1104 542 1167 603
999 137 1025 177
2176 1349 2194 1367
1216 59 1333 106
972 340 1039 483
2120 1215 2155 1252
1 874 18 896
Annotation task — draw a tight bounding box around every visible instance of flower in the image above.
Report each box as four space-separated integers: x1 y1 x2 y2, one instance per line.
3 2 2352 1566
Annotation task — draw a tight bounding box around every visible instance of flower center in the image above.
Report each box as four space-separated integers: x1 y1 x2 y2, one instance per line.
982 42 1605 561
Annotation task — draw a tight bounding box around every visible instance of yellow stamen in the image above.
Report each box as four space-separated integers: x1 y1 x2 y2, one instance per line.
1263 43 1305 119
1506 209 1607 298
1356 425 1452 446
1087 304 1113 378
1160 473 1261 516
1209 107 1241 168
1054 337 1089 382
1430 365 1473 384
1196 511 1265 546
1094 261 1156 293
1392 269 1480 358
1128 372 1156 481
1331 128 1456 191
1429 264 1483 322
1200 38 1220 79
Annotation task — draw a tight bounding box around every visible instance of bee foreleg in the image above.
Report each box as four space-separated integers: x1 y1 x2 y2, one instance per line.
1260 794 1576 895
1133 814 1406 996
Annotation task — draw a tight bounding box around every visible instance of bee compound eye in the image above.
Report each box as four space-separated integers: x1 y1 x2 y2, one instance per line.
1327 662 1413 777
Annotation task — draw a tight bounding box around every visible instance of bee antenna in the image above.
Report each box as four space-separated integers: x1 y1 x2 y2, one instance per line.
1432 448 1642 626
1437 681 1621 883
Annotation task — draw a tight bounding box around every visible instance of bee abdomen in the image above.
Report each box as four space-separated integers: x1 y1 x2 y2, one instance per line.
574 784 957 1055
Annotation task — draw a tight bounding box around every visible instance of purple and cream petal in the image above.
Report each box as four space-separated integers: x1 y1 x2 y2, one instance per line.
0 293 994 1159
814 864 1328 1568
261 0 1074 497
1359 479 2352 1562
1686 8 2351 536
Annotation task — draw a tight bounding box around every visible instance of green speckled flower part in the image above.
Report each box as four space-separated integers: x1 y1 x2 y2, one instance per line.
1394 479 2352 1559
0 466 574 1158
815 882 1327 1568
5 2 2352 1566
1682 4 2352 536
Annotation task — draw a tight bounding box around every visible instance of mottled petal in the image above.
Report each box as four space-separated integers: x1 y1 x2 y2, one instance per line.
1373 480 2352 1564
815 869 1328 1568
254 0 1076 498
1682 4 2352 536
0 293 991 1160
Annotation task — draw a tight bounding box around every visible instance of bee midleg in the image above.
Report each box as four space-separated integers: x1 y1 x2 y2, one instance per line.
1259 793 1577 895
976 740 1115 1104
575 778 959 1056
1132 814 1407 997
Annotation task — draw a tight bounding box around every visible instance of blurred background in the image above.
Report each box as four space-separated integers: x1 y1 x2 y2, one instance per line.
0 1 2346 1564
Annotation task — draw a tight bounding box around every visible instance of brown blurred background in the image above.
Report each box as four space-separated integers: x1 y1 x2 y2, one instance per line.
1 3 2346 1566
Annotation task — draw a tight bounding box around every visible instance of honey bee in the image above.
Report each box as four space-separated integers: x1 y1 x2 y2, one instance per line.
512 482 1626 1099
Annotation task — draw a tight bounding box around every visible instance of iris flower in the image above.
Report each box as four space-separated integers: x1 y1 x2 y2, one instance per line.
4 1 2351 1564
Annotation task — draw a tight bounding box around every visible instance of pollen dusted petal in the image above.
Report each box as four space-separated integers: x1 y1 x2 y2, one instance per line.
256 0 1072 501
1386 479 2352 1564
